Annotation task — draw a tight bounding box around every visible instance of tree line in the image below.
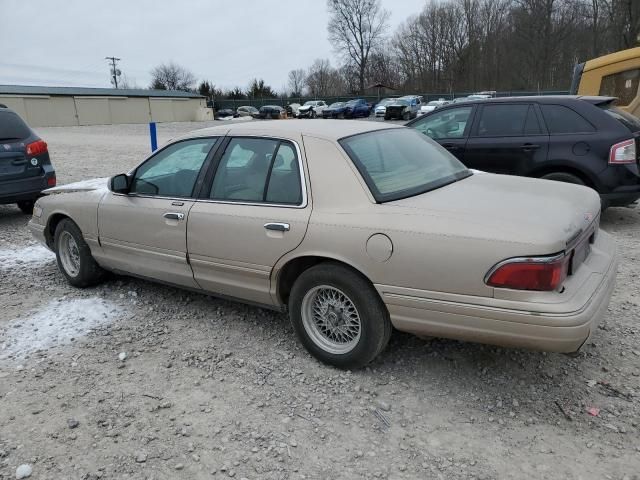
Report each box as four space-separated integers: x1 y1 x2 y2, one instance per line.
147 0 639 99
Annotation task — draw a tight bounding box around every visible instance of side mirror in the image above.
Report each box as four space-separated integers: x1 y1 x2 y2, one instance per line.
109 174 130 194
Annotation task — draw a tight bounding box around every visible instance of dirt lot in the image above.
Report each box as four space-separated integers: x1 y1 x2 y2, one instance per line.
1 120 639 480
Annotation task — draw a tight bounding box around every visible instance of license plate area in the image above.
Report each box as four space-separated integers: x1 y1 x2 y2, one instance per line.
570 231 595 274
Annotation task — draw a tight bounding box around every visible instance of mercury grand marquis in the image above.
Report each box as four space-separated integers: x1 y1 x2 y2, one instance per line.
29 120 618 368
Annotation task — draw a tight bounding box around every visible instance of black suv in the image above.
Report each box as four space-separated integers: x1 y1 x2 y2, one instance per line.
0 106 56 213
407 96 640 208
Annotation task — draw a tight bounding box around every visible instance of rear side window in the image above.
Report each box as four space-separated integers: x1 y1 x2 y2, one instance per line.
600 105 640 132
476 104 540 136
210 138 302 205
599 68 640 106
0 111 31 140
540 104 595 134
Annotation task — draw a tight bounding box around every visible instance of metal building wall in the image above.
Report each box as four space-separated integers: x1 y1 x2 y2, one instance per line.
0 95 204 127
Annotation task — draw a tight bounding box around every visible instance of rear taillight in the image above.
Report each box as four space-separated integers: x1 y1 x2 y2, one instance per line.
485 254 570 291
608 139 636 165
26 139 48 156
47 175 56 187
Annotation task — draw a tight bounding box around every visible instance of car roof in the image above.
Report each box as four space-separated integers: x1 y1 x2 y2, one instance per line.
439 95 616 106
181 119 400 141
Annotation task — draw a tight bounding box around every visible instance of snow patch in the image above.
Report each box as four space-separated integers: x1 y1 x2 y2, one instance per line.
217 116 253 122
0 298 123 360
0 244 55 271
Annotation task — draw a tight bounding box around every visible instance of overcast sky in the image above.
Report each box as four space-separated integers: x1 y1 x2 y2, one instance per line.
0 0 426 91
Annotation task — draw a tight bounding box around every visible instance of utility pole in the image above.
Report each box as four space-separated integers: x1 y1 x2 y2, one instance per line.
105 56 121 88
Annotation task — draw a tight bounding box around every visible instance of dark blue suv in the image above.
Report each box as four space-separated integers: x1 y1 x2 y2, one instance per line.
344 99 371 118
407 96 640 208
0 106 56 213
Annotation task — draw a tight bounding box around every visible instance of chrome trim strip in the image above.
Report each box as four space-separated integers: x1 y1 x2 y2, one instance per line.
483 252 567 285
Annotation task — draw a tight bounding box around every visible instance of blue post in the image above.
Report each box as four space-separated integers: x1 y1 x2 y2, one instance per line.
149 122 157 152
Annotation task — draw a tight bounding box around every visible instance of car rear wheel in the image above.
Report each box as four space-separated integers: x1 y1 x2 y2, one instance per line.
289 263 392 369
54 218 106 287
541 172 585 186
17 200 35 214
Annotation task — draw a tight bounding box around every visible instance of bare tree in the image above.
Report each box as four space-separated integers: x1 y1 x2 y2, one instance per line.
288 69 307 96
327 0 390 94
149 62 196 91
306 59 346 97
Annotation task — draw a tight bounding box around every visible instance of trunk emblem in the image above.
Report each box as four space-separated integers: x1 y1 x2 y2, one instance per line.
584 213 594 222
30 158 39 166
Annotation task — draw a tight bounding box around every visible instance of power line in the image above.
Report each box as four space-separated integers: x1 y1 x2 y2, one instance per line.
105 56 121 89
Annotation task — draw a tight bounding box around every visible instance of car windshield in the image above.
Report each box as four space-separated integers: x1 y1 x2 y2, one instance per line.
304 101 316 106
340 128 471 203
347 100 360 106
392 100 410 106
330 102 345 108
377 99 394 106
427 101 441 106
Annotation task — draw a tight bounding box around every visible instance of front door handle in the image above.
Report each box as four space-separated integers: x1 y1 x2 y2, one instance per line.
521 143 540 151
442 143 461 151
164 212 185 221
264 222 290 232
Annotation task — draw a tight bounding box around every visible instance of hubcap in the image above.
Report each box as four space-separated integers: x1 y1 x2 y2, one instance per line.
301 285 361 355
58 231 81 277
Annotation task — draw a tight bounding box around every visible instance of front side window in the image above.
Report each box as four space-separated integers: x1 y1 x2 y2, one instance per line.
210 138 302 205
131 138 217 197
340 128 471 203
540 104 595 134
476 104 539 136
411 106 472 139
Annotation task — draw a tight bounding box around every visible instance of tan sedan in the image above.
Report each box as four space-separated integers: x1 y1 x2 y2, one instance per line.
29 120 618 368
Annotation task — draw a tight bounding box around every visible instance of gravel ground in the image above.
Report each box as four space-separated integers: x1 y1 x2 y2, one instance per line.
0 120 639 480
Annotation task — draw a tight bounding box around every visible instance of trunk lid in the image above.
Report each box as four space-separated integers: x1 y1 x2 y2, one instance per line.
386 172 601 254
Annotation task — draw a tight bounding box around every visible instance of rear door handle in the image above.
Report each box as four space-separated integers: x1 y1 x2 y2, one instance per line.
264 222 290 232
164 212 185 221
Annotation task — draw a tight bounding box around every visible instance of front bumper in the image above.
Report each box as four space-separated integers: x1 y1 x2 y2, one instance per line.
377 231 618 353
298 109 313 118
29 219 50 249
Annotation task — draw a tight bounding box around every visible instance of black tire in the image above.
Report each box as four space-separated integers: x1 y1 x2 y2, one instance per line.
289 262 392 369
403 111 410 121
54 218 106 288
17 200 35 214
541 172 585 186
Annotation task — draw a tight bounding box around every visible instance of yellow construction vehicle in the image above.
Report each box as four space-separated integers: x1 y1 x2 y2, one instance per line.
571 47 640 117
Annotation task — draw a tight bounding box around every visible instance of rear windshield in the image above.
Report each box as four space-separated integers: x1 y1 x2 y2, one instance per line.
340 128 471 203
0 111 31 141
600 104 640 132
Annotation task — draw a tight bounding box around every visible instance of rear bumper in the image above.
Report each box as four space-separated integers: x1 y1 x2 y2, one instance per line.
377 232 618 353
600 187 640 207
0 172 54 204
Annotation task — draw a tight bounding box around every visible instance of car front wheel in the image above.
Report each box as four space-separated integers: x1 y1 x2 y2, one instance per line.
54 218 106 287
289 263 392 368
